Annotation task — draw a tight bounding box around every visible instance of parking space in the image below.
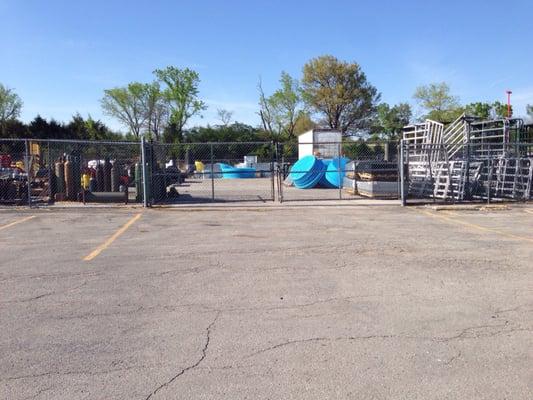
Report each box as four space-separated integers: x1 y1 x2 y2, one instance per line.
0 205 531 399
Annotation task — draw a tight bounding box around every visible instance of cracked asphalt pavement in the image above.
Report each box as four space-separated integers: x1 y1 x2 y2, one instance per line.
0 206 532 399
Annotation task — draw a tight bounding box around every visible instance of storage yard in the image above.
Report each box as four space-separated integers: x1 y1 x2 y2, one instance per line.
1 205 531 399
1 115 531 207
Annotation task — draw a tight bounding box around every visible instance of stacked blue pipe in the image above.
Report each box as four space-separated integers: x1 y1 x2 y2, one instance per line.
219 163 256 178
288 155 326 189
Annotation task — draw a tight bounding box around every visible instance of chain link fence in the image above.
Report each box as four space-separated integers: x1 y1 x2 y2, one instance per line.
1 138 142 206
1 138 406 207
148 141 275 204
399 141 533 204
278 140 399 202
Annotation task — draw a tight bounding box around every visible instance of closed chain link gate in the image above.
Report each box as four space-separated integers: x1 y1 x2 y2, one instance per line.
147 141 276 204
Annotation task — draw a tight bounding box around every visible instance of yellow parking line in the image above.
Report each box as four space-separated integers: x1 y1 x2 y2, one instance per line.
0 215 35 231
83 213 142 261
417 209 533 244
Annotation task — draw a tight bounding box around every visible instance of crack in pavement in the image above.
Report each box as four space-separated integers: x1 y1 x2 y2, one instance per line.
144 312 219 400
44 294 401 321
0 271 103 283
436 325 531 342
161 293 411 315
2 364 150 382
51 305 145 321
245 334 397 358
443 351 462 366
1 281 89 304
436 322 510 342
244 324 532 358
493 303 532 315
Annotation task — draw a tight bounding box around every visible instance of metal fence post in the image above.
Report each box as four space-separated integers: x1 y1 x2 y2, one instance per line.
270 141 275 202
140 137 148 207
47 140 53 204
338 142 342 200
486 154 492 205
25 139 32 207
210 143 215 201
399 140 406 206
279 143 284 203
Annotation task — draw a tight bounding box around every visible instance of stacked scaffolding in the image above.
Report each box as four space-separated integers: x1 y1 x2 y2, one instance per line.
402 114 533 202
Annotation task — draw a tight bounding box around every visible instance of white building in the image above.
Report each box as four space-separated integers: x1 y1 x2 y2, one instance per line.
298 129 342 159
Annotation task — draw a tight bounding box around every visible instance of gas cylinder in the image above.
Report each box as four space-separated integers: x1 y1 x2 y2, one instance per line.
81 173 90 190
103 158 112 192
111 162 120 192
0 154 12 168
96 163 104 191
64 159 74 200
135 162 142 202
70 152 81 198
55 160 65 195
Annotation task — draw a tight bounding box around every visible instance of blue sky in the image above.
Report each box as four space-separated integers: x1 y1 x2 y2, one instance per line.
1 0 532 132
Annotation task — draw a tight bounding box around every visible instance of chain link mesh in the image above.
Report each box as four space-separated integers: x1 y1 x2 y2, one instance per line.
12 137 531 206
278 140 399 202
401 141 533 203
1 139 142 206
149 142 275 203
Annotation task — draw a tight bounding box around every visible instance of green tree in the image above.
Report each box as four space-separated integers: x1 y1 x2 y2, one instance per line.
66 113 89 139
371 102 412 139
217 109 234 127
258 73 308 140
66 113 117 140
269 72 305 139
0 119 29 138
101 82 148 138
527 105 533 117
142 81 169 141
28 115 68 139
464 102 492 119
301 55 380 134
258 78 278 139
491 101 512 118
342 139 372 159
413 82 463 123
293 113 316 135
0 83 23 136
154 66 206 142
464 101 513 119
185 122 259 143
85 115 118 141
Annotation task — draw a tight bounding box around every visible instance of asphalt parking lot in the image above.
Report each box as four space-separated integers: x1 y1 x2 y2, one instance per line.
0 204 532 399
